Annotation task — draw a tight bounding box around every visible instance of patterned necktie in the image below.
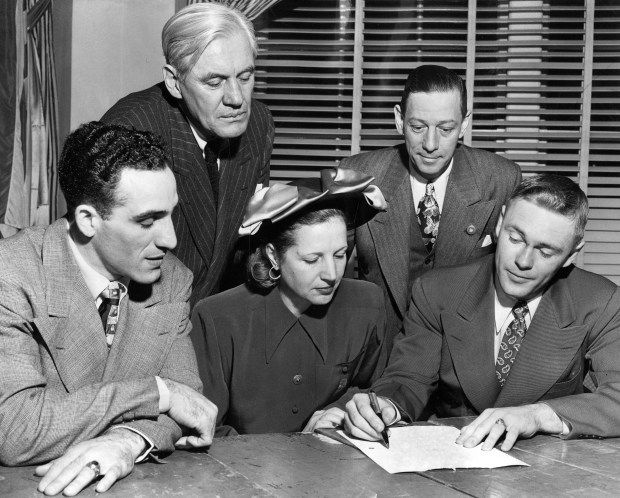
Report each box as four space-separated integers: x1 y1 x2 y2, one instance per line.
417 182 440 252
98 282 127 348
204 140 220 207
496 301 529 387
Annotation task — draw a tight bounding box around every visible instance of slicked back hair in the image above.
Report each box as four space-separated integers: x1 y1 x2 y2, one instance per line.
400 64 467 118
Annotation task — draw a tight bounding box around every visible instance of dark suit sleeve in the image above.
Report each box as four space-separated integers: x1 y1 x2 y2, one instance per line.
370 277 443 420
542 287 620 438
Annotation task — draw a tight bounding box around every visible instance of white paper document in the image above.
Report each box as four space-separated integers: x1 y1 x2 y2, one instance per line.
338 425 529 474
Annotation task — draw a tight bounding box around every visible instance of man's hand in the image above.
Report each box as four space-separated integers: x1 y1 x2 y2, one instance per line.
343 393 397 441
303 407 346 432
455 403 564 451
35 428 145 496
162 378 218 448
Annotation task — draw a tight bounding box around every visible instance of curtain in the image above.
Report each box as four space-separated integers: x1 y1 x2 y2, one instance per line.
0 0 59 238
186 0 284 20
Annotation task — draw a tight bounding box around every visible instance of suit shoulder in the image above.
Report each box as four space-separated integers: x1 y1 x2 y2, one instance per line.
101 84 168 124
0 226 45 274
561 265 618 299
250 100 273 121
159 252 193 290
340 146 404 177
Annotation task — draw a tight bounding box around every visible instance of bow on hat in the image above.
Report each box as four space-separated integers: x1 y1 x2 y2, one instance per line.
239 167 388 236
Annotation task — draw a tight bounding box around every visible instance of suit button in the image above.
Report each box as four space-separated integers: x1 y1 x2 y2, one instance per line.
342 366 349 374
424 257 432 265
293 374 303 385
466 224 476 235
292 406 299 414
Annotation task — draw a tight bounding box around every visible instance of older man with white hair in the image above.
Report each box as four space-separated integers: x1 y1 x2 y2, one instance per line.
103 3 274 306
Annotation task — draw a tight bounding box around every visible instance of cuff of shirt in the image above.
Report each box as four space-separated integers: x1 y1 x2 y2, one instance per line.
155 375 171 413
107 426 155 463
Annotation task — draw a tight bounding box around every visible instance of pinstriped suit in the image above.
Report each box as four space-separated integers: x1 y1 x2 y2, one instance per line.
374 254 620 438
341 144 521 353
102 83 274 305
0 219 201 465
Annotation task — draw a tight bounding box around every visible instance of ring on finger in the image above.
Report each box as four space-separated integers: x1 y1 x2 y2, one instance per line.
85 460 101 479
495 418 507 428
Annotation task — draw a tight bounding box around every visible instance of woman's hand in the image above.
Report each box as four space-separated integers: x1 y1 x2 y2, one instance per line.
303 407 346 432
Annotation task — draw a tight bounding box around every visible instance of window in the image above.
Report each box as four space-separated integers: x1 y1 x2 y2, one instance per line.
254 0 620 282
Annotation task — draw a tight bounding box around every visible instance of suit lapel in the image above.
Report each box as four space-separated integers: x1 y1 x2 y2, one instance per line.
367 145 413 317
495 276 587 407
166 103 217 267
443 257 502 412
208 137 256 285
103 281 181 381
32 220 108 392
436 147 496 265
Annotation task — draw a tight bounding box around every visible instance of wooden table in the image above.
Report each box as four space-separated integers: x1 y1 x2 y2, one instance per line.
3 419 620 497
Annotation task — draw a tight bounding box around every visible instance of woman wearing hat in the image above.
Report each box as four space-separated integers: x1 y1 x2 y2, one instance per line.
190 168 388 435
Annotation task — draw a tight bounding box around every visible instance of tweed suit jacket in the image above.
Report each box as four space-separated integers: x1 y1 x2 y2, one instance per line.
374 254 620 438
340 144 521 350
0 219 202 465
102 83 275 305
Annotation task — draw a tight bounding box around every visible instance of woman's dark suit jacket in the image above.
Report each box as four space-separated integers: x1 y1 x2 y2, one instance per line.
190 279 387 434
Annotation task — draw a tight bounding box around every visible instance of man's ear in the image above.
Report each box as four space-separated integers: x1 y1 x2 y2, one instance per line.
459 110 472 139
495 205 506 240
163 65 183 100
394 104 404 135
74 204 101 239
562 238 586 268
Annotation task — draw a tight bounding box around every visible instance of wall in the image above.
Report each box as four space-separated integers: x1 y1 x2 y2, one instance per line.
66 0 174 131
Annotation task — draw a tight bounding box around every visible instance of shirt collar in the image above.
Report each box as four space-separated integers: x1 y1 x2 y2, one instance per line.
67 226 129 304
188 122 208 153
264 287 329 364
410 158 453 212
494 286 542 335
188 121 223 170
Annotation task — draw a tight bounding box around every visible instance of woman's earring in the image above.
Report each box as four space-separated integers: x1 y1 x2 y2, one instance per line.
269 266 281 281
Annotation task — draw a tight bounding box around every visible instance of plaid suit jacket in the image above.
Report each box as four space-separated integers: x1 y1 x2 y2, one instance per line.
102 83 274 305
341 144 521 351
374 254 620 439
0 219 201 465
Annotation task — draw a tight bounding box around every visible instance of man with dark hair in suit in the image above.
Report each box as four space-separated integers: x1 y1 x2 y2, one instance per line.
345 174 620 450
102 3 274 305
341 65 521 353
0 122 218 496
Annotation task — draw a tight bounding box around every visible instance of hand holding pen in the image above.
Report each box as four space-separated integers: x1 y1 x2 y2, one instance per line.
368 391 390 448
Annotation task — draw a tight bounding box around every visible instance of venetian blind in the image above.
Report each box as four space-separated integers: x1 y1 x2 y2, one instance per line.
253 0 619 281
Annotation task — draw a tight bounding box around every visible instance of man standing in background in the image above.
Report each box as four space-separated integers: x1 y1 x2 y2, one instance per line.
103 3 274 305
341 65 521 353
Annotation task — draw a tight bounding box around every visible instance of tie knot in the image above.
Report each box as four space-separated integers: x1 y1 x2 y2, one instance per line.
425 182 436 197
99 282 127 303
512 301 528 320
204 140 221 162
